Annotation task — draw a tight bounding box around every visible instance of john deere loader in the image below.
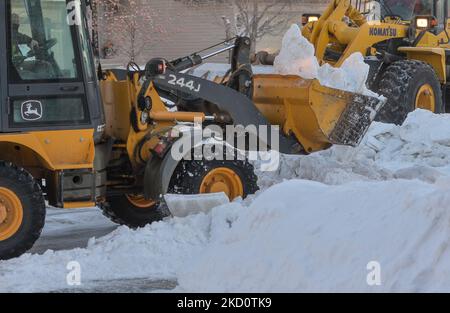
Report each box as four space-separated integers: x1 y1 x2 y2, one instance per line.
0 0 384 260
297 0 450 125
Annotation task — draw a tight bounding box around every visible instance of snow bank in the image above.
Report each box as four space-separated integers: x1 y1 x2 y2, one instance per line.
3 110 450 292
177 179 450 292
274 24 378 97
0 214 211 292
5 177 450 292
257 110 450 190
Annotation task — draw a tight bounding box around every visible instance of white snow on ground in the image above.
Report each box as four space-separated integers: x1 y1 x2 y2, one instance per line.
177 179 450 292
257 110 450 190
41 207 116 236
3 110 450 292
0 213 210 292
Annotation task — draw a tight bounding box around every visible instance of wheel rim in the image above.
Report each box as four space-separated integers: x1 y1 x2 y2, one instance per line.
415 84 436 112
200 167 244 201
126 194 156 209
0 187 23 241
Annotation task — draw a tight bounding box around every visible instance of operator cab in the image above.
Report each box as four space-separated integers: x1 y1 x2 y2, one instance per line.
0 0 104 138
374 0 448 25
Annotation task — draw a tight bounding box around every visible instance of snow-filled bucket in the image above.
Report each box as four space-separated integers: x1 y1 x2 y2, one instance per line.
252 75 386 153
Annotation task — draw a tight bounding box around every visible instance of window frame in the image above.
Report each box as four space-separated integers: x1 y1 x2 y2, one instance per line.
6 0 84 84
1 0 95 132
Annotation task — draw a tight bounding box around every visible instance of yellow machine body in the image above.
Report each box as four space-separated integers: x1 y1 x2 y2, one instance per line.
253 75 358 153
303 0 449 83
100 71 206 170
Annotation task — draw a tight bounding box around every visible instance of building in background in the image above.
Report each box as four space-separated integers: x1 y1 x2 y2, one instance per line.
92 0 328 67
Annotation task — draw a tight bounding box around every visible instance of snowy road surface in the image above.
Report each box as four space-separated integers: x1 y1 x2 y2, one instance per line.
3 110 450 292
30 208 117 255
27 208 176 292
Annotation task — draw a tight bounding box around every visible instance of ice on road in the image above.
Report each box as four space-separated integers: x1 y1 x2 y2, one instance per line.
30 208 117 255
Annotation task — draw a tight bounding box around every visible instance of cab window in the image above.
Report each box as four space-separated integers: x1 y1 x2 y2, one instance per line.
9 0 80 81
435 0 445 24
413 0 433 15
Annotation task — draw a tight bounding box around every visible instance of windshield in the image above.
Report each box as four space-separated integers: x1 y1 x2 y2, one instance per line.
377 0 433 20
9 0 79 81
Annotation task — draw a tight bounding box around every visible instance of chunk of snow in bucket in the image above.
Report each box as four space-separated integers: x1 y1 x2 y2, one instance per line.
274 24 380 98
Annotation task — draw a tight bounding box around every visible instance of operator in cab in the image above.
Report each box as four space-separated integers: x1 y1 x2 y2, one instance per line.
381 0 433 20
11 13 39 54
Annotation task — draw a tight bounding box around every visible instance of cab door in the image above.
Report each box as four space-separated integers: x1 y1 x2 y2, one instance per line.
2 0 92 132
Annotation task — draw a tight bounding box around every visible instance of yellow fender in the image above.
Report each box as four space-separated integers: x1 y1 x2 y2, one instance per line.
0 130 95 171
398 47 447 83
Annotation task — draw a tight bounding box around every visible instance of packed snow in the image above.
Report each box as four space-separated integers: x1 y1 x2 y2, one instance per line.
257 110 450 189
274 24 379 97
177 179 450 292
164 193 230 218
3 110 450 292
273 24 319 80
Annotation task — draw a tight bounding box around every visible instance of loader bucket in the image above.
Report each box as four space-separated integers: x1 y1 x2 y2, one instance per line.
252 74 385 153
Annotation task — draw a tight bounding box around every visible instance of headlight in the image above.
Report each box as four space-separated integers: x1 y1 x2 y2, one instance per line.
415 16 438 29
302 14 321 26
308 16 319 23
416 18 429 28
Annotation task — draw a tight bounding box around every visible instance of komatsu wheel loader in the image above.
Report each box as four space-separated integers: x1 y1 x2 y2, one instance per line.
296 0 450 125
0 0 384 260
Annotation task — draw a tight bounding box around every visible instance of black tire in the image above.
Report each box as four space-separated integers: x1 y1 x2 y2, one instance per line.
0 162 46 260
168 158 259 198
100 194 166 229
376 60 443 125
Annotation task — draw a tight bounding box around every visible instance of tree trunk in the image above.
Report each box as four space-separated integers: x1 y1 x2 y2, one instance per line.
250 1 258 55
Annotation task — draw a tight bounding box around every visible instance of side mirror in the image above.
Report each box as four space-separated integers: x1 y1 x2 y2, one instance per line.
302 14 321 26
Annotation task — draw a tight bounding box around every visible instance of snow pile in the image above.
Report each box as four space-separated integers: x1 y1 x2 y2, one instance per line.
361 110 450 169
5 177 450 292
0 214 210 292
4 110 450 292
274 24 378 97
177 179 450 292
317 53 378 97
257 110 450 190
273 24 319 79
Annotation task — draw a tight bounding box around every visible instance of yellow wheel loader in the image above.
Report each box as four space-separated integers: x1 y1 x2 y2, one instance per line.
0 0 384 260
297 0 450 125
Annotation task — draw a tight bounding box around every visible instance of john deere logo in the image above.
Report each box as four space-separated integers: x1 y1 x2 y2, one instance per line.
21 100 43 121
